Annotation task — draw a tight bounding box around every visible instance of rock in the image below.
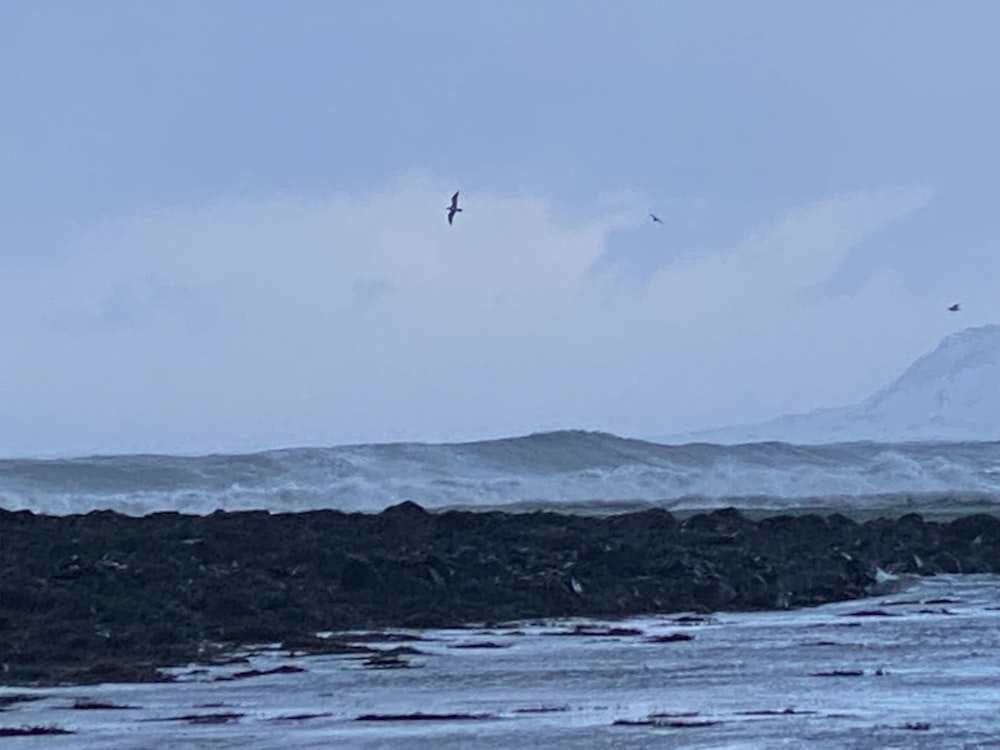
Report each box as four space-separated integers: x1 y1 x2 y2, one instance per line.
646 633 694 643
355 712 495 721
1 505 998 685
0 726 75 737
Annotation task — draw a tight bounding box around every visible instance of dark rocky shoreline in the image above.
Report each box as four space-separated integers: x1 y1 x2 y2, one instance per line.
2 501 999 685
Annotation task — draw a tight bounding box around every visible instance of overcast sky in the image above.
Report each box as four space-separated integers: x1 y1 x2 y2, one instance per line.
1 1 998 456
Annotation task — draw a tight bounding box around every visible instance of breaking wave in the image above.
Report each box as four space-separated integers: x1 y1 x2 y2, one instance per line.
1 430 999 516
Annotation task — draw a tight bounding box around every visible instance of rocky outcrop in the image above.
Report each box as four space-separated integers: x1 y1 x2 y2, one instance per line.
1 502 999 684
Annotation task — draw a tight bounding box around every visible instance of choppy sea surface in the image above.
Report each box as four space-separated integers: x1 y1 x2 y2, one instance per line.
1 430 999 516
2 574 999 748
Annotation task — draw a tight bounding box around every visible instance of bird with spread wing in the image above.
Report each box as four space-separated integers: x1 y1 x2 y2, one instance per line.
446 191 462 225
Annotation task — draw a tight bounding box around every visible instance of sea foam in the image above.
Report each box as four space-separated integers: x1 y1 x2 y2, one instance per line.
1 430 998 516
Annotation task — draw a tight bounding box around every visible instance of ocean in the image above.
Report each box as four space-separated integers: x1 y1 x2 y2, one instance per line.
2 431 999 747
2 430 999 517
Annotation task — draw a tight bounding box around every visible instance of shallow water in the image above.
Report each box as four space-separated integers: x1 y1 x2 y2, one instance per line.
3 575 1000 748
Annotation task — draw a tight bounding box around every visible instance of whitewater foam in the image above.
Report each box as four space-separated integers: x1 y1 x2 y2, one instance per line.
1 431 998 516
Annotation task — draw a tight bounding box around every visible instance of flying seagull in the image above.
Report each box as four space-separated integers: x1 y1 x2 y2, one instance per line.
649 211 664 225
948 303 961 312
446 191 462 225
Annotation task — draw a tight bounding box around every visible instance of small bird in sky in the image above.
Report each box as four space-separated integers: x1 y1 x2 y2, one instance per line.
649 211 664 225
446 191 462 225
948 303 961 312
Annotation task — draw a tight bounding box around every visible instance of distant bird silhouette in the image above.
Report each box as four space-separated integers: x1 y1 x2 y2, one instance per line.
649 211 664 225
446 191 462 225
948 303 961 312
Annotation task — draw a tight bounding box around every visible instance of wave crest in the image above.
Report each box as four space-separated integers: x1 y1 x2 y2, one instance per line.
1 431 998 516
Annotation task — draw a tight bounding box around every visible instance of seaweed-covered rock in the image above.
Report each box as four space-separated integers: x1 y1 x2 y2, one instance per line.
1 504 998 684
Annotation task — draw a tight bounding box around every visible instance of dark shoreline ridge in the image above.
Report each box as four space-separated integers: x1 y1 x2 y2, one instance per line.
2 501 999 685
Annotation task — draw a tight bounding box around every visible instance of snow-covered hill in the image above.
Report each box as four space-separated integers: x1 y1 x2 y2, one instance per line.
663 325 1000 445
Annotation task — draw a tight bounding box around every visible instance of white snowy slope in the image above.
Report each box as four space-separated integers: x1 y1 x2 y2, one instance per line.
663 325 1000 445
